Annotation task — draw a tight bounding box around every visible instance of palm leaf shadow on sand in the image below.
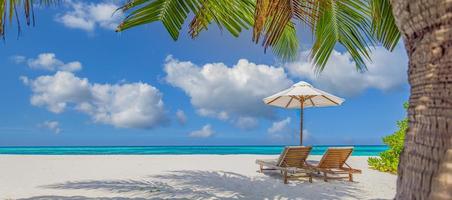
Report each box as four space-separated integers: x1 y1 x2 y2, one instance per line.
19 170 364 200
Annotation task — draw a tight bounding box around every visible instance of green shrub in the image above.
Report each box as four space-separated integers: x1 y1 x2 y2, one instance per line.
368 103 408 173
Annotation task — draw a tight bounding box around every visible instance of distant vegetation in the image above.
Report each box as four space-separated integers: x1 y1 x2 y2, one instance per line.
368 103 408 173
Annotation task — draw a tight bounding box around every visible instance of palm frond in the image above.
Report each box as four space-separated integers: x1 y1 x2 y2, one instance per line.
272 21 298 61
189 0 255 38
292 0 319 30
117 0 200 40
252 0 320 62
311 0 374 72
370 0 400 50
253 0 293 52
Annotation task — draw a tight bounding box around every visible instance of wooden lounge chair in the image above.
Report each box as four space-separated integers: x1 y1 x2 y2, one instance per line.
307 147 362 182
255 146 313 183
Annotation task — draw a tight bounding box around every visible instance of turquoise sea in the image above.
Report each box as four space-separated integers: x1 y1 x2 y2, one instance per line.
0 145 386 156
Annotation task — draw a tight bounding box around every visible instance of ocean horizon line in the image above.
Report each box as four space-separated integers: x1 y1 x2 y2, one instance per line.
0 145 387 156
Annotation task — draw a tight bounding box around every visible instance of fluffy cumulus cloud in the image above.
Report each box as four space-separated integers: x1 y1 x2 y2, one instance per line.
268 117 291 134
39 121 62 134
22 71 167 129
164 56 293 124
284 45 408 96
22 53 83 72
55 0 122 32
189 124 214 138
20 72 90 113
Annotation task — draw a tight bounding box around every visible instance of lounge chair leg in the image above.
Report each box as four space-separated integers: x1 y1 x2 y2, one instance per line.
323 172 328 182
349 172 353 182
283 170 288 184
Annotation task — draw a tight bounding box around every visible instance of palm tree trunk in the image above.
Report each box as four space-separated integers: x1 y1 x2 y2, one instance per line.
390 0 452 199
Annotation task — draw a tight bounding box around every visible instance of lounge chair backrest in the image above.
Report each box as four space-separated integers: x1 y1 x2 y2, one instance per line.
318 147 353 169
276 147 289 166
277 146 312 167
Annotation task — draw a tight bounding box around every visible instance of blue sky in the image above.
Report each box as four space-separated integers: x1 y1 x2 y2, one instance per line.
0 1 409 146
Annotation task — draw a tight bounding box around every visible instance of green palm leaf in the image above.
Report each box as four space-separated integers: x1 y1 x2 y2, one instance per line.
117 0 256 41
370 0 401 51
117 0 200 40
189 0 255 38
311 0 374 72
272 21 298 61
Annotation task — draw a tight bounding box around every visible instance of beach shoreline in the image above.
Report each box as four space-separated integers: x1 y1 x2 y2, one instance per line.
0 155 396 199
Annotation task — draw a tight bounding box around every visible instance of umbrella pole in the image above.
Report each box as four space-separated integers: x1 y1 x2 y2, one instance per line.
300 99 304 145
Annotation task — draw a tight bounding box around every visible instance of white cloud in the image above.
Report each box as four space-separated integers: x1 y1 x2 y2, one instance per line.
60 62 83 72
189 124 214 138
25 53 82 72
268 117 291 133
40 121 62 134
176 109 187 125
164 56 293 123
56 0 122 32
284 45 408 96
26 71 91 113
23 71 167 129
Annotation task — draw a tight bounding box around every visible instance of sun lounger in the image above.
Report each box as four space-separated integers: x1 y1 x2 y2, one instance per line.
307 147 362 182
256 146 313 183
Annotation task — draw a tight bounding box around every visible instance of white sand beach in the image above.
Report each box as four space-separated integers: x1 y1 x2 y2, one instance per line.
0 155 396 200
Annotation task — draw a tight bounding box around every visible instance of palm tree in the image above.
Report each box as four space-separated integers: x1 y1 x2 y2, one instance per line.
2 0 451 198
116 0 451 198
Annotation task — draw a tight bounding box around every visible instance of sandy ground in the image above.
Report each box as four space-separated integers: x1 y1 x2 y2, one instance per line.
0 155 396 200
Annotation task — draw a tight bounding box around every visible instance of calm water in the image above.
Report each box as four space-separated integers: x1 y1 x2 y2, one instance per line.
0 145 386 156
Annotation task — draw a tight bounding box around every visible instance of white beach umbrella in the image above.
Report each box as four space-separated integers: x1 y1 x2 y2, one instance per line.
263 81 344 145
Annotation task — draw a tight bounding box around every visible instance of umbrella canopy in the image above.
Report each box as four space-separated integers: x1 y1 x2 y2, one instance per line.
263 81 344 145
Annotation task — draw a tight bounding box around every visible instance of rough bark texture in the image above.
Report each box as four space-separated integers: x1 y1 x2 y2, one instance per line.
390 0 452 199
